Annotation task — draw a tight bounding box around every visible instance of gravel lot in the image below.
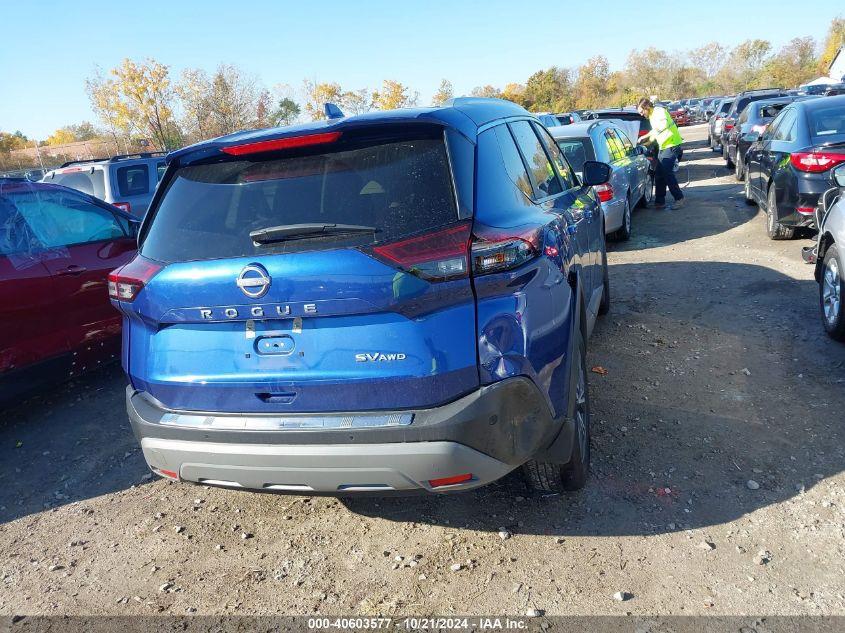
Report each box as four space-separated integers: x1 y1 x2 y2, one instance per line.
2 124 845 617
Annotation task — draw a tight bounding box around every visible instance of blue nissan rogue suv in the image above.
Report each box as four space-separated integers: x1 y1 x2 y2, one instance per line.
111 98 611 494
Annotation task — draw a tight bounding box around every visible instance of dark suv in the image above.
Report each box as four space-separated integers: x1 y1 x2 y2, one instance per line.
720 89 788 168
113 98 613 495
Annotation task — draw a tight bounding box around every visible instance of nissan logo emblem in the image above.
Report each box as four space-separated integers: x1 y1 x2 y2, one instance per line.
236 264 271 299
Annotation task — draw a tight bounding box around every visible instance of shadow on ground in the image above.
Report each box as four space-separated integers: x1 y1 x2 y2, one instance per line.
343 260 845 536
0 365 148 524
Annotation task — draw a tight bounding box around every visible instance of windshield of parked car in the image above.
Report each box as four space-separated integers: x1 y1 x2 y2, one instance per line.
141 130 459 263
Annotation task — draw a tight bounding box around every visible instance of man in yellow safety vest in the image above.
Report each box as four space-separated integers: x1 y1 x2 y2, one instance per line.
637 97 685 210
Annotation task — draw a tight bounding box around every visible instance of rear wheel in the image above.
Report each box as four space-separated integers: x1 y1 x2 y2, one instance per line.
610 198 632 242
744 170 756 205
598 238 610 316
723 144 734 169
734 152 745 181
766 186 795 240
523 327 590 492
638 172 654 208
820 244 845 341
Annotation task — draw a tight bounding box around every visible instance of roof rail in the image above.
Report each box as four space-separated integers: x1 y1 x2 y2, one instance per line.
60 151 167 168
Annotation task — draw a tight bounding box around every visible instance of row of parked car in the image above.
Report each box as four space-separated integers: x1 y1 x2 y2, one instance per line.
2 97 662 495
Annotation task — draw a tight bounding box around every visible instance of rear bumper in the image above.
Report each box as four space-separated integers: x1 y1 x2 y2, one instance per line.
126 377 568 494
602 198 626 233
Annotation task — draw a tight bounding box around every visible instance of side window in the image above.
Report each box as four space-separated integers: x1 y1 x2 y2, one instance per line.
116 164 150 197
156 162 167 182
532 123 578 189
13 190 126 248
509 120 562 198
772 109 797 142
492 125 533 199
604 130 625 162
616 128 635 156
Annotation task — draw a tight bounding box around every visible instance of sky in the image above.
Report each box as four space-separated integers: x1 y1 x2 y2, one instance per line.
0 0 842 140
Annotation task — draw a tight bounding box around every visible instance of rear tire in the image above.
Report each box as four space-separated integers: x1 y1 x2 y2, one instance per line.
523 327 591 492
638 173 654 208
744 170 756 206
610 198 632 242
820 244 845 341
723 144 734 169
598 238 610 316
734 153 745 181
766 186 795 240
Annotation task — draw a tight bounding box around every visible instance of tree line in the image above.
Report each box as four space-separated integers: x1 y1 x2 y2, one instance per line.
1 17 842 169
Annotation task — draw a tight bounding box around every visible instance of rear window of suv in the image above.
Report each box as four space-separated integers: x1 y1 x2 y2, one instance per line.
116 164 150 197
49 169 106 200
141 129 459 263
808 105 845 141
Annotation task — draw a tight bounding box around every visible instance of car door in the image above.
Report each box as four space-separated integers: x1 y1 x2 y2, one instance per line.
533 122 602 301
616 126 648 201
0 190 69 382
761 108 798 199
14 188 137 374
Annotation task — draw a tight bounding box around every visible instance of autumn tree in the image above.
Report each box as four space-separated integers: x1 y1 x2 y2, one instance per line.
720 39 773 91
46 122 99 146
690 42 728 81
372 80 418 110
573 55 611 109
86 68 134 150
340 89 372 115
762 37 818 89
432 79 453 106
624 48 677 98
500 83 526 105
113 58 179 149
818 17 845 75
470 85 501 99
302 80 344 120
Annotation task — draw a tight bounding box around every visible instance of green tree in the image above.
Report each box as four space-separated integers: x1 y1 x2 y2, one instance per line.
762 37 818 89
431 79 453 106
270 97 301 126
522 67 573 112
720 39 773 91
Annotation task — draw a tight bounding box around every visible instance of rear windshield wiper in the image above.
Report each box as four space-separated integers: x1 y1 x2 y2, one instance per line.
250 223 380 245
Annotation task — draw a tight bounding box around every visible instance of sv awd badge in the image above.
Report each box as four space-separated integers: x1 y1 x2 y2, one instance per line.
355 352 407 362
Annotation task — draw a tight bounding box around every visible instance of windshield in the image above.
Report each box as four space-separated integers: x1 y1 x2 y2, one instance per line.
141 132 459 263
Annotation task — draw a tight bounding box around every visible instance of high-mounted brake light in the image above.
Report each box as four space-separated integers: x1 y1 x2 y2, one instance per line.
221 131 342 156
594 183 614 203
108 255 162 302
371 222 471 282
790 151 845 173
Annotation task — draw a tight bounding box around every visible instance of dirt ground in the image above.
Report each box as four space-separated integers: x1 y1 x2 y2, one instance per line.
2 125 845 618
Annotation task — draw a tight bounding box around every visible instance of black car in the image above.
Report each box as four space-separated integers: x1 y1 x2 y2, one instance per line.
744 94 845 239
720 89 789 168
824 83 845 97
728 97 807 181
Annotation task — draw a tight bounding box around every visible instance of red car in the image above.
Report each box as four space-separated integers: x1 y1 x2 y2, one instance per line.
0 179 138 405
670 108 690 126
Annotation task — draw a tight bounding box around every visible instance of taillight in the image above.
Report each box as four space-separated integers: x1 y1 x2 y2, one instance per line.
471 228 541 276
108 255 162 302
594 183 614 203
637 129 648 138
724 122 734 131
370 222 471 282
790 151 845 173
113 202 131 213
796 206 815 215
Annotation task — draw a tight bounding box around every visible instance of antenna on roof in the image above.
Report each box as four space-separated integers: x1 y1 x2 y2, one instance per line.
324 103 344 120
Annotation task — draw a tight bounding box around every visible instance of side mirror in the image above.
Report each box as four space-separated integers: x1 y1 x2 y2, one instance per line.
742 131 760 143
834 164 845 188
582 161 610 186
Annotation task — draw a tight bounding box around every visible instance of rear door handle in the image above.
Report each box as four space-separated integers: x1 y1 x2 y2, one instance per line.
57 265 87 276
